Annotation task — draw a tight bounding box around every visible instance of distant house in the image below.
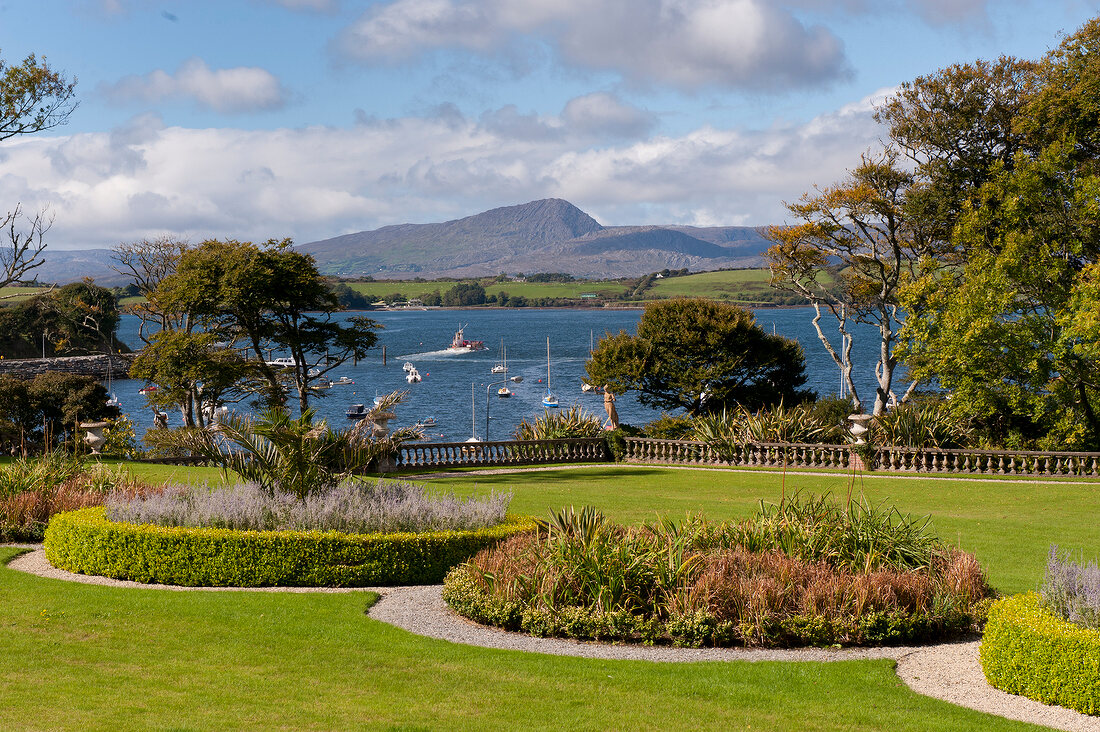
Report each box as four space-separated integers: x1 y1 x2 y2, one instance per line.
407 298 423 306
580 293 597 299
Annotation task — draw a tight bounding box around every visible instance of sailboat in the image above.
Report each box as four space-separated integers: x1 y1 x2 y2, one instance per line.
465 382 482 444
497 346 513 397
105 353 121 408
491 338 508 374
541 337 558 408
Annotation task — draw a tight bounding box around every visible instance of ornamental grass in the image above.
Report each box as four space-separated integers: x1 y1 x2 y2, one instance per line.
105 478 512 535
0 453 159 541
445 494 992 648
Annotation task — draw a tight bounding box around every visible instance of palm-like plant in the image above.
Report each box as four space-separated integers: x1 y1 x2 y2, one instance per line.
513 405 605 440
185 391 422 499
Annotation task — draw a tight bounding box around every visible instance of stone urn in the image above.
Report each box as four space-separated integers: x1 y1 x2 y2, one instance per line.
80 421 111 454
848 413 872 444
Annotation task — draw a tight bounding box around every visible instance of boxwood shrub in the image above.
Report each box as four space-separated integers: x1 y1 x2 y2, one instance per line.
981 592 1100 716
44 507 535 587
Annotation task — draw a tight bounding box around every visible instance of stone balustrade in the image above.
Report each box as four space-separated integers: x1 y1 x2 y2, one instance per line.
398 437 610 469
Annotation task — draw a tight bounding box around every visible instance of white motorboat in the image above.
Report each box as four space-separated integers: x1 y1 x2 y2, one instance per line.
333 376 355 385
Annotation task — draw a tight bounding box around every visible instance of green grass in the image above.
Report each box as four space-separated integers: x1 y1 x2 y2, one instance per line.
338 270 788 304
0 286 52 303
0 545 1045 731
421 466 1100 595
646 269 775 301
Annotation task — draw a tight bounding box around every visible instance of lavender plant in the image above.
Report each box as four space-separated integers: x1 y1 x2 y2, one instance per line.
1040 545 1100 630
105 479 512 535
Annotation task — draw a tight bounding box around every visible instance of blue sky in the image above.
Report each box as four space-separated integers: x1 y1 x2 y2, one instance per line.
0 0 1095 250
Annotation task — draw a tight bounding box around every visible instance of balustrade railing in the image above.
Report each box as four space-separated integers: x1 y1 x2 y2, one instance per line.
132 437 1100 478
622 437 1100 478
397 437 609 470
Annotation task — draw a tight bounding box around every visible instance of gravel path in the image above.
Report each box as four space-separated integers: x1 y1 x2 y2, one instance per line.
5 547 1098 731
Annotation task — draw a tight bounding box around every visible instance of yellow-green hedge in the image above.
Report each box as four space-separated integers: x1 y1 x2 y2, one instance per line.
44 508 535 587
980 592 1100 716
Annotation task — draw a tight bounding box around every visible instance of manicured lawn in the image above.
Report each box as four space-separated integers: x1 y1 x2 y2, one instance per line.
0 546 1044 731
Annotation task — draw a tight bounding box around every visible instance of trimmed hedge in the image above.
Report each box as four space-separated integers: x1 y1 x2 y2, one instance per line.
981 592 1100 716
44 507 535 587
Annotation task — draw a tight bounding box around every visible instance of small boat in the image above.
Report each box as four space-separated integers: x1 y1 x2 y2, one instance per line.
139 385 158 395
266 356 296 368
446 324 487 353
333 376 355 385
106 393 121 408
491 339 508 373
311 378 334 390
406 367 422 383
542 337 558 408
416 416 437 428
402 361 415 373
346 404 368 419
581 382 603 393
497 386 512 398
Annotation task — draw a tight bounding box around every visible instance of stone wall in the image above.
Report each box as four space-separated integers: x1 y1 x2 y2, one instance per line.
0 353 136 380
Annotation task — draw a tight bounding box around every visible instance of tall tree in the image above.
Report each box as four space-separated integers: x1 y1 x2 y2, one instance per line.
584 298 812 416
894 19 1100 448
764 149 934 416
153 239 380 415
0 52 77 289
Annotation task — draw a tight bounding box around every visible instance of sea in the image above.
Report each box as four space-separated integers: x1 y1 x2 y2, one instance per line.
107 308 896 441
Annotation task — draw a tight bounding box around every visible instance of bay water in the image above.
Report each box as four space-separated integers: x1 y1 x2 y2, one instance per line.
109 308 895 440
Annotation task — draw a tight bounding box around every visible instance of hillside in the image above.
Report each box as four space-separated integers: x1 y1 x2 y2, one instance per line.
298 199 772 279
29 198 775 285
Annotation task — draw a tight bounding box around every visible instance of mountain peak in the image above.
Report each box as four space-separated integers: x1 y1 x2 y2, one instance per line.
456 198 603 243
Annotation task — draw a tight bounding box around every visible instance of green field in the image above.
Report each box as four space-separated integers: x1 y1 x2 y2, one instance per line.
341 269 778 304
647 269 775 302
0 286 52 302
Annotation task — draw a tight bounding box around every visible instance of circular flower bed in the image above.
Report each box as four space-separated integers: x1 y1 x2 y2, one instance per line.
45 507 535 587
444 499 993 648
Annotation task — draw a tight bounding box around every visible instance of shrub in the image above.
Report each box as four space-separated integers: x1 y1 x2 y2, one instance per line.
444 498 991 648
690 404 844 460
45 507 536 587
871 402 973 449
981 593 1100 716
1040 545 1100 630
642 413 694 439
175 396 421 499
513 405 605 440
703 491 943 573
0 454 156 541
106 479 512 535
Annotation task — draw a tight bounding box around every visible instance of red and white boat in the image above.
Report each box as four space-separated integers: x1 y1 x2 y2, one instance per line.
445 324 486 353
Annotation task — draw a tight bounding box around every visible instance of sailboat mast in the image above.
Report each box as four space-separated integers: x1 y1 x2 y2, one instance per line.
546 336 551 393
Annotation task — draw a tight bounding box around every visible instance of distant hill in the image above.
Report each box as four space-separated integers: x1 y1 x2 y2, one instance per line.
298 199 773 279
30 249 125 287
30 199 775 285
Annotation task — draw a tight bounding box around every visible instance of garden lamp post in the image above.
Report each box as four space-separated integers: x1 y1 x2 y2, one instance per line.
485 376 523 441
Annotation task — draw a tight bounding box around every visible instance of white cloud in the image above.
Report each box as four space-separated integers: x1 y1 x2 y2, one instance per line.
99 58 289 114
2 94 882 252
335 0 850 91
